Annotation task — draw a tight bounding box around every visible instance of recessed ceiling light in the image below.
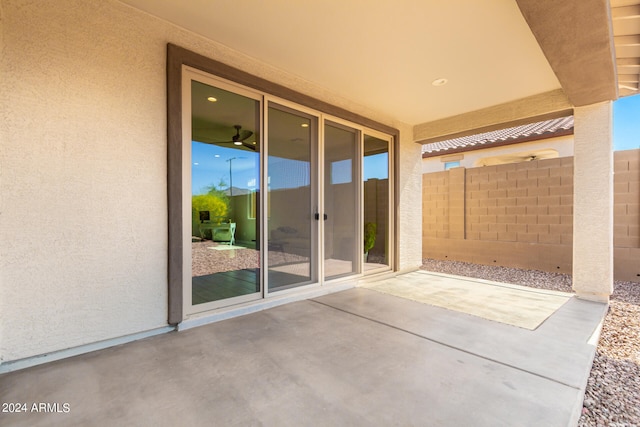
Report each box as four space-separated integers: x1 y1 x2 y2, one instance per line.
432 78 448 87
193 162 199 166
207 96 217 102
234 141 243 146
252 141 256 145
301 123 309 128
214 154 220 158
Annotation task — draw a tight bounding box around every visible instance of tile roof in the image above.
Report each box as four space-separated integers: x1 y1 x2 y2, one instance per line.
422 116 574 154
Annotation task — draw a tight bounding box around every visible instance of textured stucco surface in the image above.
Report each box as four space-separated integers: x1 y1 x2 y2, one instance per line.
0 0 169 362
572 102 614 301
0 0 419 362
397 122 424 272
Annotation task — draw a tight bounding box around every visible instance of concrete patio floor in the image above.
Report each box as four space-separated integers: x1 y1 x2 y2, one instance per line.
0 274 608 427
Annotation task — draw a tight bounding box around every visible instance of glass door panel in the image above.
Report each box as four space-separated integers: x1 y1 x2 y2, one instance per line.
267 105 317 291
190 80 261 306
324 122 359 279
363 134 390 271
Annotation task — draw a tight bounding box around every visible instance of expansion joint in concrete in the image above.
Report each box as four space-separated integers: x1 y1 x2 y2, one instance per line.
310 299 581 390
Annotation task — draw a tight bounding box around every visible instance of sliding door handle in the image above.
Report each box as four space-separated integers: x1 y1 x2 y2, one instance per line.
314 213 328 220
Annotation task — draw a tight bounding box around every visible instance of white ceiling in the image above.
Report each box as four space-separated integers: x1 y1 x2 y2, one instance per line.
120 0 561 125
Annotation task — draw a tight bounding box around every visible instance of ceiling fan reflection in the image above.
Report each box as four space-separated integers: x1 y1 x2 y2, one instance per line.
200 124 256 151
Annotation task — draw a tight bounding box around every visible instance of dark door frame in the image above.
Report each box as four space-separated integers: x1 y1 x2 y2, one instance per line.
167 43 400 324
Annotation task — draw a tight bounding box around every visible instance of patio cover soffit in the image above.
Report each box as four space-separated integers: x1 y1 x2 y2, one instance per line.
415 0 619 144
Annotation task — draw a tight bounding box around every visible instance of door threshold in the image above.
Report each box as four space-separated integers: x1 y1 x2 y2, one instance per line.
178 280 357 331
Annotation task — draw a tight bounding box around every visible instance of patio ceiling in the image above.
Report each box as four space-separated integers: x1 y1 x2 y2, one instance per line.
119 0 561 125
119 0 624 133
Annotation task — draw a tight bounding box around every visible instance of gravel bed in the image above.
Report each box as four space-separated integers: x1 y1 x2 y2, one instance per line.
421 259 640 427
191 241 308 277
191 241 259 276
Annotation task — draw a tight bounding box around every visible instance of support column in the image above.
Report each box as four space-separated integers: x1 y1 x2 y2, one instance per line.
572 102 614 302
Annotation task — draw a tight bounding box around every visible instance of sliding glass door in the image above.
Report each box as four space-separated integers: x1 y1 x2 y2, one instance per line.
267 104 318 291
181 67 394 316
363 133 391 272
324 122 359 279
188 75 262 310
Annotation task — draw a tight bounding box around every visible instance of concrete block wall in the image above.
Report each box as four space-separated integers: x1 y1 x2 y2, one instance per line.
464 157 574 245
422 172 450 239
423 149 640 282
613 150 640 282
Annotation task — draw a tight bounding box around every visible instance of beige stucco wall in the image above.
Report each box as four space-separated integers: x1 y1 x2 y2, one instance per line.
397 122 423 272
572 102 614 301
0 0 421 363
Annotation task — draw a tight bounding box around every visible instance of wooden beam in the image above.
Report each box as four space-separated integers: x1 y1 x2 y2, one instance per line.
414 89 572 144
617 58 640 75
619 83 639 90
612 5 640 19
615 35 640 46
617 58 640 66
617 66 640 74
618 74 640 83
619 86 639 96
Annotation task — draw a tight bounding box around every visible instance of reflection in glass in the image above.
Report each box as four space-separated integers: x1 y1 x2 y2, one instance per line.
267 106 315 291
363 135 390 271
190 81 261 305
324 123 358 279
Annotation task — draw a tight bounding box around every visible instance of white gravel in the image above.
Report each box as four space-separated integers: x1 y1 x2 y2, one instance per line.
421 259 640 427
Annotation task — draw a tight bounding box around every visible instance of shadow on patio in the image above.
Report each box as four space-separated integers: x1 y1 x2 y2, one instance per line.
0 272 607 427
